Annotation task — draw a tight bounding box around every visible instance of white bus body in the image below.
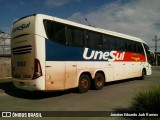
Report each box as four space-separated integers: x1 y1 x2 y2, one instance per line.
11 14 152 92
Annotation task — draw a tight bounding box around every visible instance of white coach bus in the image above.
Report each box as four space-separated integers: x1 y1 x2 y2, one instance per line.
11 14 151 93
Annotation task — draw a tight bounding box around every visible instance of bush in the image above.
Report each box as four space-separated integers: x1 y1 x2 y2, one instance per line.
130 85 160 114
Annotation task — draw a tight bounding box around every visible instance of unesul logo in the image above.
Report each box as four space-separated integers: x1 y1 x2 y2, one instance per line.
12 22 31 33
83 48 125 61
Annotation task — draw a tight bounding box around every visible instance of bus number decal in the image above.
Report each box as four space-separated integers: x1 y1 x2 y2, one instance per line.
17 61 26 66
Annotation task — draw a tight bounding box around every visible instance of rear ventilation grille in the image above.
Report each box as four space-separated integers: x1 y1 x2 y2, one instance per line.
12 45 32 55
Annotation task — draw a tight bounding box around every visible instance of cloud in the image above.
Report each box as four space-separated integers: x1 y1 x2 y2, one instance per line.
68 0 160 51
45 0 81 7
45 0 70 7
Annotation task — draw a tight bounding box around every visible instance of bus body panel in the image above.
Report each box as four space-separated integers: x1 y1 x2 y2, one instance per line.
45 61 65 90
12 15 35 38
13 76 45 91
11 15 46 91
12 34 35 80
65 61 77 89
12 35 46 91
45 61 78 90
35 14 52 39
134 62 143 77
125 62 134 78
114 62 125 80
12 15 35 81
144 62 152 75
105 62 114 81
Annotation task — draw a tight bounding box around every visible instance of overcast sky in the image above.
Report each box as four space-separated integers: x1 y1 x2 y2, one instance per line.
1 0 160 52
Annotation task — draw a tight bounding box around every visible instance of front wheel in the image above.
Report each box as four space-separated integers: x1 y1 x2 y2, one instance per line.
140 69 145 80
78 74 91 93
93 72 105 90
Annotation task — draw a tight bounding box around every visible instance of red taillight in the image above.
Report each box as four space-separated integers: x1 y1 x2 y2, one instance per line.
32 58 42 79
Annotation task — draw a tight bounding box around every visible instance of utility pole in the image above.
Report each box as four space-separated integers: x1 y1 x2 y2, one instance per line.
152 35 160 53
152 35 160 65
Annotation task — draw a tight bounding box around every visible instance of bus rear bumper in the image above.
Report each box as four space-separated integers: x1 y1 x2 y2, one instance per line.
13 77 45 91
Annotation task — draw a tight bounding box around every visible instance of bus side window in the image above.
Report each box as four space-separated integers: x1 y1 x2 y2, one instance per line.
87 31 94 48
103 35 116 50
116 37 126 51
103 35 110 50
66 26 84 47
66 26 74 45
73 28 84 47
53 22 66 45
109 36 116 50
43 20 66 45
85 31 102 49
126 40 136 52
43 20 54 40
136 42 144 55
143 43 151 63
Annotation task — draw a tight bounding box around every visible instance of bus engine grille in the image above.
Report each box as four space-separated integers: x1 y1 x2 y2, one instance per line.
12 45 32 55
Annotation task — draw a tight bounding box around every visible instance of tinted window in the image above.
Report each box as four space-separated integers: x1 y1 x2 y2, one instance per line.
126 40 136 52
67 26 84 47
116 38 126 51
86 31 102 49
43 20 66 45
136 42 144 55
103 35 116 50
66 27 73 45
143 43 151 64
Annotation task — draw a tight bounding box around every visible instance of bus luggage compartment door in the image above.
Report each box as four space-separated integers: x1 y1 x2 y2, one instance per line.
65 61 77 89
45 61 65 90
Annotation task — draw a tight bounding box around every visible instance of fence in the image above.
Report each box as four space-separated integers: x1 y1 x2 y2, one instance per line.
0 32 11 79
0 32 11 55
0 55 11 79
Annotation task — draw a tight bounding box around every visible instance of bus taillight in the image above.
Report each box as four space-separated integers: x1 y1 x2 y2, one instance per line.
32 58 42 79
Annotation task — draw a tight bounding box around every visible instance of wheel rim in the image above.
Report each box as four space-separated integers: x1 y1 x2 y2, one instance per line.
97 77 103 87
80 78 88 89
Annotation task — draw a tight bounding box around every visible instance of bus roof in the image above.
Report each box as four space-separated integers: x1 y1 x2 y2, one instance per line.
53 16 142 42
15 14 145 43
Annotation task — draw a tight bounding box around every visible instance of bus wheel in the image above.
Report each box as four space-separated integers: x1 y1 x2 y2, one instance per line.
78 74 91 93
93 72 105 90
140 69 145 80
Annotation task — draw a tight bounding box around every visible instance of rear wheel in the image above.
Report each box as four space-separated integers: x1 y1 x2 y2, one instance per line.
78 74 91 93
93 72 105 90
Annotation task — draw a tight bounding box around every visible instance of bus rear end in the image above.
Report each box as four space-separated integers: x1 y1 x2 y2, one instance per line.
11 14 45 91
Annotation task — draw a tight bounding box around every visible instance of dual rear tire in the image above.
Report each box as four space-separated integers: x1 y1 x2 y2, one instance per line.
78 73 105 93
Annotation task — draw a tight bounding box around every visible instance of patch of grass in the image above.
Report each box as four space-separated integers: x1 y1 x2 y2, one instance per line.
130 85 160 114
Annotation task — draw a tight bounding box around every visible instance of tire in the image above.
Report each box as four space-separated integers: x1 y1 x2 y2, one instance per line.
78 74 91 93
140 69 145 80
93 72 105 90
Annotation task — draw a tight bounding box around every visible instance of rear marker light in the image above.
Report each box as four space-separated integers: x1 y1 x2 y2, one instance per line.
32 58 42 79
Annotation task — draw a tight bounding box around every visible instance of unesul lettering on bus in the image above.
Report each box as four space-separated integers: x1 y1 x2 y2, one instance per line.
83 48 125 61
12 22 31 33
